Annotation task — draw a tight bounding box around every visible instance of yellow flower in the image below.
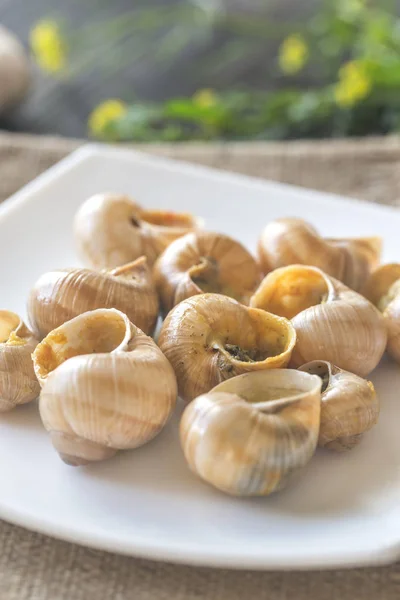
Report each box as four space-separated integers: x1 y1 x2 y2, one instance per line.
30 20 66 73
279 34 309 75
88 99 128 138
334 61 372 108
193 88 218 109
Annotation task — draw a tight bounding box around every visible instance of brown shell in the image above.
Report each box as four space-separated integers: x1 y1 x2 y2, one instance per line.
299 360 379 451
180 369 321 496
154 231 262 314
257 217 381 291
361 264 400 364
251 265 387 377
158 293 296 402
74 193 202 268
0 310 40 411
28 257 159 338
33 308 177 465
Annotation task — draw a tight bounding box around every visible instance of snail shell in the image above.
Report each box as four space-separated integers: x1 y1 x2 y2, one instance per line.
74 193 202 269
361 264 400 364
154 231 262 314
32 308 177 465
0 311 40 411
299 360 379 451
28 256 159 339
257 217 381 291
250 265 387 377
158 293 296 403
180 369 321 496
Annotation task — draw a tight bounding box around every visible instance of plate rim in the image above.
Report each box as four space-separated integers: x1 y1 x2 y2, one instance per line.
1 143 399 221
0 497 399 570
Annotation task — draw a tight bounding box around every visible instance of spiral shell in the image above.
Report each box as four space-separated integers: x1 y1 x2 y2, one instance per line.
154 231 262 314
0 310 40 411
158 293 296 402
251 265 387 377
298 360 379 451
180 369 321 496
361 264 400 364
74 193 202 269
28 256 159 339
257 217 381 291
33 308 177 465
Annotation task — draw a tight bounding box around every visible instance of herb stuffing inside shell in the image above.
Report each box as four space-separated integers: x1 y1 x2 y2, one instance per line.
158 293 296 402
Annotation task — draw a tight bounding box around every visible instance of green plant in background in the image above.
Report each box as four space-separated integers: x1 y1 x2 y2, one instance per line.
29 0 400 141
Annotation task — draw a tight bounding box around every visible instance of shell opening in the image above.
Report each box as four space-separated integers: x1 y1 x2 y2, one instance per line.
236 385 302 406
299 361 331 392
213 370 322 411
34 310 129 381
140 209 196 229
214 309 293 365
255 266 329 319
0 311 21 343
217 342 280 365
224 344 261 363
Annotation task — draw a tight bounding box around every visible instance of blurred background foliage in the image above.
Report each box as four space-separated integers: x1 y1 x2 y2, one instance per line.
4 0 400 141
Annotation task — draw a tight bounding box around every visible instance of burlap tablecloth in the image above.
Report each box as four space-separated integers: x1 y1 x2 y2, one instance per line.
1 131 400 600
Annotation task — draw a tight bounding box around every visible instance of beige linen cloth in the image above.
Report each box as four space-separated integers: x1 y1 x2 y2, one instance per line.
0 131 399 600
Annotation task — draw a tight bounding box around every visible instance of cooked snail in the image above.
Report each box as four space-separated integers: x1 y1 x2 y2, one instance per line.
250 265 387 377
361 264 400 364
33 308 177 465
28 256 159 339
158 293 296 403
180 369 321 496
299 360 379 451
0 310 40 411
257 217 381 291
154 231 262 314
74 193 202 269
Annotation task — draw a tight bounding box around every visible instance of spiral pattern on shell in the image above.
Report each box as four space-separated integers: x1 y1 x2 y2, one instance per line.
361 263 400 364
250 265 387 377
74 193 202 269
158 293 296 402
257 217 381 291
28 257 159 339
0 310 40 411
154 230 262 314
33 308 177 465
299 360 379 451
180 369 322 496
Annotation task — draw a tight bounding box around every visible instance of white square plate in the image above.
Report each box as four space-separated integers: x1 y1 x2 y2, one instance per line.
1 144 400 570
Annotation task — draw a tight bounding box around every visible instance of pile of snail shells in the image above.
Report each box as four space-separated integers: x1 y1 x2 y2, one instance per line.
0 194 396 498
